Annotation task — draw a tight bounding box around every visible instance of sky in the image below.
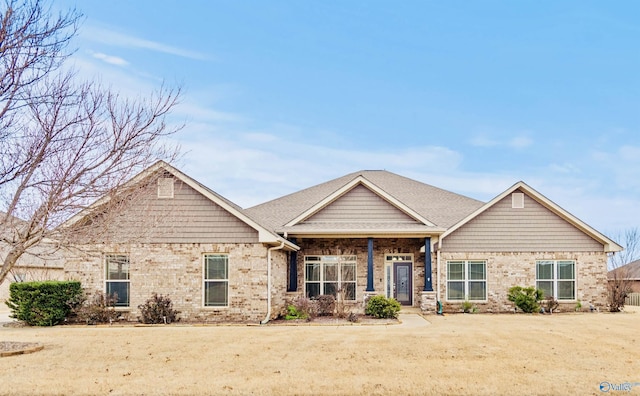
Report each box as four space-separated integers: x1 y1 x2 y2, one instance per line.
54 1 639 235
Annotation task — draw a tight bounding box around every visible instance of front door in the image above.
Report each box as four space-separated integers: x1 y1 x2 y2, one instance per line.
394 262 412 305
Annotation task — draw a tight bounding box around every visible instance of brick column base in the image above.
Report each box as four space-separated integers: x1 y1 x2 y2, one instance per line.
420 291 437 314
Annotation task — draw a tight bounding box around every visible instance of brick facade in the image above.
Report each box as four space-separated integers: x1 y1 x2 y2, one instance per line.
289 238 431 311
438 251 608 313
64 243 287 323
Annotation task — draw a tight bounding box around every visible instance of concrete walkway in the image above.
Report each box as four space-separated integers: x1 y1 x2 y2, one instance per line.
0 306 14 325
398 313 430 328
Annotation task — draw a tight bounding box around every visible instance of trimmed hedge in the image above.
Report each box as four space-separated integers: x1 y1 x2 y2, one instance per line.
365 295 401 319
6 281 83 326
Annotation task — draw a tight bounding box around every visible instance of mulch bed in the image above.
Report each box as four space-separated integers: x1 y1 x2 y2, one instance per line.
0 341 44 357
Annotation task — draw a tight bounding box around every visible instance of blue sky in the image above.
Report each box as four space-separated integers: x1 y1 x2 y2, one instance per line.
55 1 639 234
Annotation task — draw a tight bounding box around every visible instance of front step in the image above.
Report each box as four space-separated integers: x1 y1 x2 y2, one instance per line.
399 306 423 314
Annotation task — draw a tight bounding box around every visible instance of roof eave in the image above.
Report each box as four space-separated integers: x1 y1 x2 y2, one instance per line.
279 228 447 239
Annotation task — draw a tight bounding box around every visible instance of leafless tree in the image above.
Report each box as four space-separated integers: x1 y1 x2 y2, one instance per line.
0 0 182 285
607 227 639 312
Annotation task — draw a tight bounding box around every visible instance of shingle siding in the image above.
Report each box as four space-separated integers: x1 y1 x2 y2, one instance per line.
78 177 259 244
442 190 603 252
305 185 419 224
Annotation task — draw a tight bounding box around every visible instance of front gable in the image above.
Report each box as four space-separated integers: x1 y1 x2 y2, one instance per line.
303 184 422 225
278 177 444 237
440 183 622 253
64 161 296 248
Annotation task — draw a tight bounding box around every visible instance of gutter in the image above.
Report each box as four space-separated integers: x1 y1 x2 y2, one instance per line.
261 240 286 325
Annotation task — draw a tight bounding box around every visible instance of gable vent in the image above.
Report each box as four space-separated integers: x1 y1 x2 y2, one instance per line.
157 177 175 198
512 192 524 209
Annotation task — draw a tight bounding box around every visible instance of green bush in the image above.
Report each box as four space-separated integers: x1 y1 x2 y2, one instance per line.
365 295 401 319
6 281 83 326
138 293 180 324
285 305 309 320
461 300 477 313
507 286 543 313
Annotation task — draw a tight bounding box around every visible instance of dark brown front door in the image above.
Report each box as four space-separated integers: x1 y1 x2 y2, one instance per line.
394 262 412 305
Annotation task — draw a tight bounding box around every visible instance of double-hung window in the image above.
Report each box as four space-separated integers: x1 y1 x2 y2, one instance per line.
304 255 356 300
204 254 229 307
536 260 575 300
446 260 487 301
105 254 130 307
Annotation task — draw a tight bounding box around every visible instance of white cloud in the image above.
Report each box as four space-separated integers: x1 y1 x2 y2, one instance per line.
91 51 129 66
81 25 208 60
508 136 533 149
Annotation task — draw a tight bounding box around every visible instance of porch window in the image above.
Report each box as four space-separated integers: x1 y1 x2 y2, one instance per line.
204 254 228 307
446 260 486 301
304 255 356 301
105 254 130 307
536 260 575 300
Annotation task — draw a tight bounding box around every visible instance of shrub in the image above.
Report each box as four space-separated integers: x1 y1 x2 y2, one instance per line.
73 291 120 324
543 296 559 314
315 294 335 316
335 288 353 319
507 286 543 313
6 281 83 326
284 296 315 320
461 300 477 313
137 293 180 324
365 295 401 319
285 305 309 320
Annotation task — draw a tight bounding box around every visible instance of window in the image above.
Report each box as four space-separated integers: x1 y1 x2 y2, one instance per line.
446 260 486 301
304 256 356 300
105 254 130 307
536 260 575 300
204 254 228 307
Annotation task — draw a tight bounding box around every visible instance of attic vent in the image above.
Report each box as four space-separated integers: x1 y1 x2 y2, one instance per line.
157 177 174 198
512 192 524 209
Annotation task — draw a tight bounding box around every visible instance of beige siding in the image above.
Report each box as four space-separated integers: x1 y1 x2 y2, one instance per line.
76 177 258 244
305 184 419 224
442 190 603 252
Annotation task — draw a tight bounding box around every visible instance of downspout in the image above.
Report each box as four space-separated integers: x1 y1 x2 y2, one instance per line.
261 240 286 325
436 239 442 304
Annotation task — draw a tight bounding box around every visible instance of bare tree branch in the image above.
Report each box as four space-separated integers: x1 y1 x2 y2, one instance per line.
0 1 183 285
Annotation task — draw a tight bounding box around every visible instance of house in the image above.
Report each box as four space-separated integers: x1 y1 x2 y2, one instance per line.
63 161 622 322
608 260 640 293
0 213 64 303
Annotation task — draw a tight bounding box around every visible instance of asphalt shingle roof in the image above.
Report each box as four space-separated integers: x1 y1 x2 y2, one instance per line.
244 170 484 232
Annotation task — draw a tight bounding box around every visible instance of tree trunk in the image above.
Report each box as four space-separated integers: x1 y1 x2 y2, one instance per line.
0 245 26 285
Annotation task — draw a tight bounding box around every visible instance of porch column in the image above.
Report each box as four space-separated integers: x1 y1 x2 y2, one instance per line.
423 237 433 292
287 237 298 292
366 237 374 292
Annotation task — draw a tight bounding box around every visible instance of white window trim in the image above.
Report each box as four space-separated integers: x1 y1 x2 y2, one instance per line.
203 254 229 308
105 254 130 308
445 260 487 302
304 255 357 301
536 260 576 301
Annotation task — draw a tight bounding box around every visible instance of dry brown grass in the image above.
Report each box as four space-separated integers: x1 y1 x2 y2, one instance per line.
0 309 639 395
